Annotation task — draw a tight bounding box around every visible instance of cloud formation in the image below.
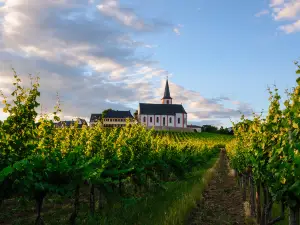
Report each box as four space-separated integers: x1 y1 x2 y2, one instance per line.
267 0 300 33
0 0 252 126
255 9 269 17
173 24 183 36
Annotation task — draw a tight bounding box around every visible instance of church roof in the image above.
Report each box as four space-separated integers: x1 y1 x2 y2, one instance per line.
162 79 172 99
139 103 187 115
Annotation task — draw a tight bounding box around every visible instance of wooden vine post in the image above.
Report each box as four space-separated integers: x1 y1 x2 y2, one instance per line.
289 206 299 225
35 192 46 225
242 174 247 201
256 182 261 224
249 170 256 217
89 184 95 216
70 185 80 225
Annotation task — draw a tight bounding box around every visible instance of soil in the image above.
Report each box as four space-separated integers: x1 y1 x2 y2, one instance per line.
187 151 246 225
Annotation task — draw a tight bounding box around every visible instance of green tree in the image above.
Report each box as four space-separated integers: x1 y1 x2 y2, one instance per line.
134 110 138 121
101 108 112 120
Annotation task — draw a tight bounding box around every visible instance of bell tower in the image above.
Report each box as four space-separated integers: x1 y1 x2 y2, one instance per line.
161 77 172 104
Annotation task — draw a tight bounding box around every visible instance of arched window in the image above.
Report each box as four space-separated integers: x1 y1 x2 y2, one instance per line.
150 117 152 123
143 117 146 123
178 118 180 124
166 100 169 104
156 117 159 123
169 117 172 123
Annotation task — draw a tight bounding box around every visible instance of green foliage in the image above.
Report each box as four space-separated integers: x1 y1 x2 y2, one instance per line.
0 70 232 224
227 63 300 208
101 108 112 120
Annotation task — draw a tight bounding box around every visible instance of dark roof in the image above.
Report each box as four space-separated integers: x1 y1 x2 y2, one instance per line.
90 110 133 122
90 114 101 123
139 103 187 115
162 79 172 99
105 110 133 118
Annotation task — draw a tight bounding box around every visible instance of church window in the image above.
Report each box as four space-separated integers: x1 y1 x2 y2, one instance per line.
156 117 159 123
150 117 152 123
178 118 180 124
167 100 169 104
169 117 172 123
143 117 146 123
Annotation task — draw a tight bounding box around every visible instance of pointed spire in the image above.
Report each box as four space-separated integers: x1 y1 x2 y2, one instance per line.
162 77 172 99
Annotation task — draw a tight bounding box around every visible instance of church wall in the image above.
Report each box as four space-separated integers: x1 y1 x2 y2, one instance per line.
155 115 160 126
139 113 187 128
167 115 175 127
161 115 166 127
147 115 155 127
140 114 147 126
175 113 185 128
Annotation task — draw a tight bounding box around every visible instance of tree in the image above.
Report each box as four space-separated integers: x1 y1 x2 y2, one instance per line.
133 110 138 121
202 125 218 133
101 108 112 121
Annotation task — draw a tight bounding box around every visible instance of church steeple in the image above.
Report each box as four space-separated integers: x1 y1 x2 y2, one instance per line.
161 77 172 104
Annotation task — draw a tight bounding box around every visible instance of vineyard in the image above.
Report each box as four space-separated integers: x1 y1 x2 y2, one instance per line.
226 63 300 225
4 64 300 225
0 73 232 225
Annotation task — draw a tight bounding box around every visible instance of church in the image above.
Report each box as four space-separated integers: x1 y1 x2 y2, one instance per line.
138 78 188 129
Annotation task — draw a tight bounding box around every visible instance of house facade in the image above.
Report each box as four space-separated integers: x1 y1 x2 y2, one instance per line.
90 110 135 127
138 79 188 128
187 125 202 132
54 118 88 128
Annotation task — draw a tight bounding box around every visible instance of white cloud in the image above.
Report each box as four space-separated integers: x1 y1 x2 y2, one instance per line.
173 24 183 35
265 0 300 33
270 0 285 7
273 1 300 20
173 27 180 35
96 0 170 31
149 81 253 122
255 9 269 17
0 0 252 127
279 19 300 33
97 0 146 30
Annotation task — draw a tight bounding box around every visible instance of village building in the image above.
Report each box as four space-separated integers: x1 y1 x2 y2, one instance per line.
89 110 134 127
54 118 88 128
187 124 202 132
138 78 188 129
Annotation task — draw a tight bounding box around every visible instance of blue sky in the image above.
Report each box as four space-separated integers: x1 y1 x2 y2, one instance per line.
0 0 299 127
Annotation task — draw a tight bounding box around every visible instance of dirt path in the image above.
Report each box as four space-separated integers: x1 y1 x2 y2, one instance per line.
187 151 246 225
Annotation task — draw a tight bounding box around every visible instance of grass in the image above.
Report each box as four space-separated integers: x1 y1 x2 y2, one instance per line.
0 155 220 225
82 155 220 225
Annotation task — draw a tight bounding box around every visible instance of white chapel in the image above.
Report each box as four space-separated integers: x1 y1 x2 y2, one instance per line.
138 78 187 128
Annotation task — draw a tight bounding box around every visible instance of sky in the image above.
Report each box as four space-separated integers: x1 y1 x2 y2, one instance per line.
0 0 299 127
